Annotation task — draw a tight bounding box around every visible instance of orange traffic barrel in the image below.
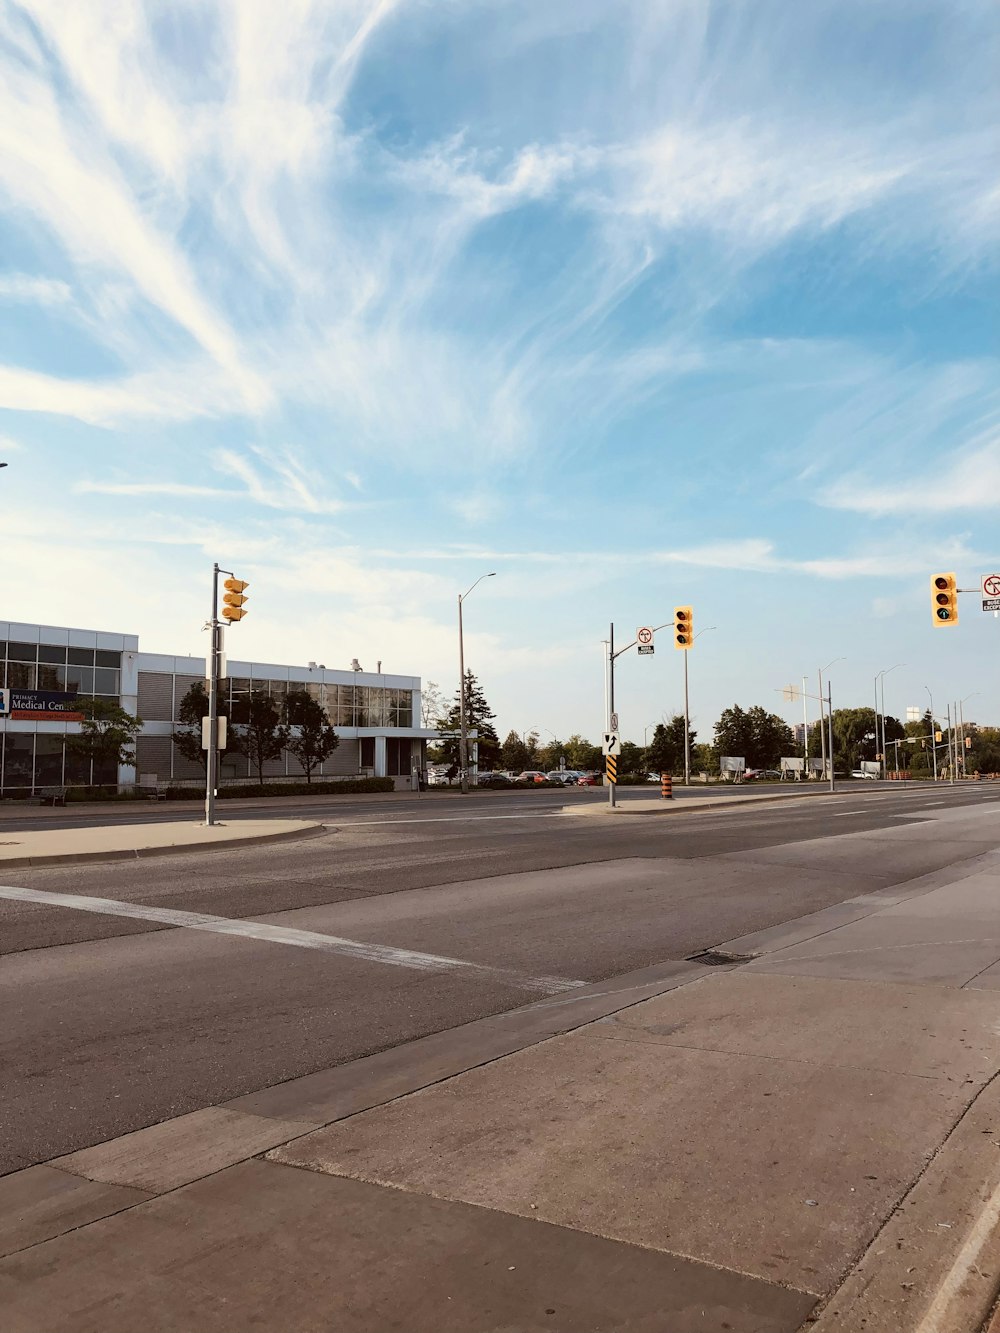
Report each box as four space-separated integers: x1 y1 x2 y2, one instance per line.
661 774 673 799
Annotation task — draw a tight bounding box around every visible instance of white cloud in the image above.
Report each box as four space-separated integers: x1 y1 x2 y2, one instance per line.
0 273 72 305
821 436 1000 516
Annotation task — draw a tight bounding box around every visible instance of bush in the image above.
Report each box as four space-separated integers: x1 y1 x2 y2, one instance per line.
163 777 395 800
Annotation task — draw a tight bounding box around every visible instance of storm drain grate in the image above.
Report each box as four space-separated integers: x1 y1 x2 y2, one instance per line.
685 949 755 966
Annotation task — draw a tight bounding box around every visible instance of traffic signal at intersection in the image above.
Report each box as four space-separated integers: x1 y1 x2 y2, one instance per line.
930 573 958 627
673 605 693 649
222 577 250 622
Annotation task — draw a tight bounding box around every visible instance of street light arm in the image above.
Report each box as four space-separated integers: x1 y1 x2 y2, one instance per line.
460 571 497 603
611 620 674 661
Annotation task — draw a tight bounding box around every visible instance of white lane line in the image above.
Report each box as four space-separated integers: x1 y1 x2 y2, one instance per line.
833 812 866 817
0 885 584 995
330 812 573 826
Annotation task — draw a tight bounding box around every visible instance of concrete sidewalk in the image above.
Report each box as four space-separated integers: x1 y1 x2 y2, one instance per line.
0 818 324 867
5 808 1000 1329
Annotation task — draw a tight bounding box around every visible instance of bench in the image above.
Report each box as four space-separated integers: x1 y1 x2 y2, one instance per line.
39 786 67 807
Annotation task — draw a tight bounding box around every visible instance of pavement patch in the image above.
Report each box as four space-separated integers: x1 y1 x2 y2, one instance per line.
53 1106 318 1194
0 1160 817 1333
271 1010 970 1293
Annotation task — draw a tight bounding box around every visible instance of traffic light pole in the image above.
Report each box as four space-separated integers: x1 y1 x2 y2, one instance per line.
206 563 220 827
608 623 616 809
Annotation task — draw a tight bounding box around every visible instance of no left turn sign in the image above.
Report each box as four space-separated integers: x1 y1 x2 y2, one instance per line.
636 626 653 645
983 574 1000 611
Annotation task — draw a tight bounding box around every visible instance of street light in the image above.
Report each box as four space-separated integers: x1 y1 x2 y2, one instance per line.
683 626 717 785
818 657 844 791
875 664 904 779
458 572 495 794
924 686 937 782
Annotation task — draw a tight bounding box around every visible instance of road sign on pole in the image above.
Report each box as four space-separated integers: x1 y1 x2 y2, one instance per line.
605 755 618 785
636 627 653 645
982 573 1000 612
609 711 619 733
602 731 621 756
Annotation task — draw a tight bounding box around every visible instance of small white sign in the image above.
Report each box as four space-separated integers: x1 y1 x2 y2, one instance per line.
602 731 621 756
609 711 619 732
982 574 1000 612
638 644 654 655
636 626 654 646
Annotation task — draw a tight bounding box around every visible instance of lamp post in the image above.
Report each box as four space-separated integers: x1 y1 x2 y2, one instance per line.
458 572 495 794
683 626 717 785
875 664 904 779
818 658 844 791
924 686 937 782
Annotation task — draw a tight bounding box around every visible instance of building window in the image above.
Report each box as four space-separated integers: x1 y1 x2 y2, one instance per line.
6 661 35 689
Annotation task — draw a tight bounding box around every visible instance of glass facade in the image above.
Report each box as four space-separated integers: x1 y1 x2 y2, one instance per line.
0 643 121 697
0 643 124 793
220 676 412 728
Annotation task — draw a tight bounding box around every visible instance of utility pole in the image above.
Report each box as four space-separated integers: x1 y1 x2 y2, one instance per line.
924 687 937 783
817 669 827 782
206 564 220 827
608 622 616 809
683 649 691 786
827 682 835 792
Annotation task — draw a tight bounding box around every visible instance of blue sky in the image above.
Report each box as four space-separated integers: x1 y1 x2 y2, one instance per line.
1 0 998 741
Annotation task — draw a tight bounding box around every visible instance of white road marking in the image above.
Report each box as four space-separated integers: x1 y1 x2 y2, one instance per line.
0 885 584 995
330 812 573 826
832 812 866 817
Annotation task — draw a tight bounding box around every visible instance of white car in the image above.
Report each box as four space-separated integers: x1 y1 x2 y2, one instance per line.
850 769 878 779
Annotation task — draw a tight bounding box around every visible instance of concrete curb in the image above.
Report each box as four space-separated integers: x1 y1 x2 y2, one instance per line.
0 821 328 870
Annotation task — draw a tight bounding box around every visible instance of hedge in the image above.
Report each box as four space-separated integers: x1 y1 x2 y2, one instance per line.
164 777 395 800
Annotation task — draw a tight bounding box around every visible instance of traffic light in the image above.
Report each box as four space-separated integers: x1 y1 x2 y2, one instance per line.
222 577 249 622
965 736 972 750
935 730 943 743
930 573 958 626
673 605 693 650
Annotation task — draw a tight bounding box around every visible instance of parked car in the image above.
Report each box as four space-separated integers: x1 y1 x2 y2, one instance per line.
477 771 512 787
850 769 878 779
546 770 581 785
516 770 548 784
577 772 601 786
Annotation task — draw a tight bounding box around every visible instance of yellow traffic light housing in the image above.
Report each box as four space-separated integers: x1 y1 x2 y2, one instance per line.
930 573 958 626
674 605 693 649
222 577 249 623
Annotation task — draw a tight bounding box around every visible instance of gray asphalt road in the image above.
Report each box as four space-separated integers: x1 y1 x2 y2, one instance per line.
2 783 997 1174
0 779 888 831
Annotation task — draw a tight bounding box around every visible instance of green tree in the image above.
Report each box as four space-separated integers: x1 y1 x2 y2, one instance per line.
435 671 501 770
618 740 646 776
285 689 339 783
564 734 602 770
537 738 567 771
645 715 692 775
713 705 753 766
498 730 535 772
231 690 291 785
172 681 229 774
745 706 795 769
714 704 794 769
68 698 144 787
